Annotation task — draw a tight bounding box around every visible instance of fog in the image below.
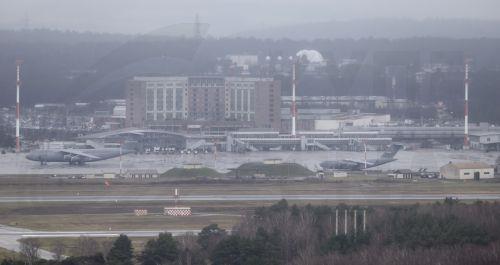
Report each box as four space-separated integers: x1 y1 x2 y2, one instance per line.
1 0 500 35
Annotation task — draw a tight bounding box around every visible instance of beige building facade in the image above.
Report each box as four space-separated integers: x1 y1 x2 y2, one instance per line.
440 162 494 180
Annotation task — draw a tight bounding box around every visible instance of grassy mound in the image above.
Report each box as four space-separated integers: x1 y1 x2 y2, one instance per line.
161 167 223 178
228 162 313 177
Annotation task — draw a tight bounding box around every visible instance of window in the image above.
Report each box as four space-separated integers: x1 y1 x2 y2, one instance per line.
175 88 183 111
156 88 163 111
146 88 154 111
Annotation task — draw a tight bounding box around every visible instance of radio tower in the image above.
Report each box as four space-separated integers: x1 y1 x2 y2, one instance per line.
291 61 297 136
464 62 470 149
15 60 23 153
194 13 201 39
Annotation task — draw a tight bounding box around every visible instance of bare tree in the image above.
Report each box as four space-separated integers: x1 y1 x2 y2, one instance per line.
52 240 65 261
74 236 99 257
100 239 114 258
178 232 202 265
19 238 40 265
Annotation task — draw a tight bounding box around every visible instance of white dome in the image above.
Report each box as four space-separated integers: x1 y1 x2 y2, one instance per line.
296 49 324 63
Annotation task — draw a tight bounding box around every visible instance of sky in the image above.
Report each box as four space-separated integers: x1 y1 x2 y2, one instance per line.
0 0 499 36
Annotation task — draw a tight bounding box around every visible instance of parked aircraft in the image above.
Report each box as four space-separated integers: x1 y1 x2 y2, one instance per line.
26 144 135 165
319 144 403 171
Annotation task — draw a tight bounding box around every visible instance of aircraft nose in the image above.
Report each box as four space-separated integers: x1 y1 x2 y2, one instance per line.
25 153 35 161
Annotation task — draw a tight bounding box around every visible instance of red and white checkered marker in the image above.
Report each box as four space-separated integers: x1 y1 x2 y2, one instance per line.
164 207 192 216
134 209 148 216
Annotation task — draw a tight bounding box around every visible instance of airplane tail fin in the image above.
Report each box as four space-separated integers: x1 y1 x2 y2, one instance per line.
380 144 403 159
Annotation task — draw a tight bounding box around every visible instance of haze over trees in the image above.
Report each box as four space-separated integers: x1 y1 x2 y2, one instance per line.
1 29 500 123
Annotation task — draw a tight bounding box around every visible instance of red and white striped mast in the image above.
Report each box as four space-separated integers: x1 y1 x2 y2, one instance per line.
15 60 23 153
464 62 470 149
291 59 297 136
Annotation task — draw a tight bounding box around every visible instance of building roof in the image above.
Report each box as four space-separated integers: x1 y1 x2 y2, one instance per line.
444 162 492 170
125 169 158 174
469 132 500 137
394 169 413 173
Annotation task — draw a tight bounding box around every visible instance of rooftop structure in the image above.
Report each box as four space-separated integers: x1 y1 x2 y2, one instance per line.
281 110 390 132
469 131 500 152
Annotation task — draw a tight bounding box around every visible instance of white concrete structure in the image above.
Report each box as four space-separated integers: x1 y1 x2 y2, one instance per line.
331 171 348 178
389 169 413 179
314 114 391 130
226 55 258 68
124 169 159 179
440 162 494 180
263 158 283 165
469 132 500 151
164 207 192 216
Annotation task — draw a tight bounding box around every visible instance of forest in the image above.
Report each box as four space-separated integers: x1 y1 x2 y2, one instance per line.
1 29 500 122
2 199 500 265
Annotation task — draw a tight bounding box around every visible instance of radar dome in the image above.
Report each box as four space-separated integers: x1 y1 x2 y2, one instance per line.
296 49 324 63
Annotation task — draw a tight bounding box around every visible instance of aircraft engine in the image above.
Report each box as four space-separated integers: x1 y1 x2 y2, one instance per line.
70 156 82 163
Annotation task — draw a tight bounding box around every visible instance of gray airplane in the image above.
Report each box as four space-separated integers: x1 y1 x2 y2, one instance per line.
319 144 403 171
26 145 135 165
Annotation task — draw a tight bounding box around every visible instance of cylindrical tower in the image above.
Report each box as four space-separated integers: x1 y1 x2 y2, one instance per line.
15 60 23 153
291 61 297 136
464 62 469 149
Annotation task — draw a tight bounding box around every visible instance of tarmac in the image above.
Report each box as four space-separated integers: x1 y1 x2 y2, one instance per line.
0 149 498 175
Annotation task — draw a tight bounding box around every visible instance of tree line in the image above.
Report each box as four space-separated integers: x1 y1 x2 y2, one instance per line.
2 29 500 124
3 199 500 265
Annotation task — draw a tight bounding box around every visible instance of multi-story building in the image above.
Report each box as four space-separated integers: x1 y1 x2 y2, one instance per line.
188 77 225 121
126 76 281 130
126 77 188 128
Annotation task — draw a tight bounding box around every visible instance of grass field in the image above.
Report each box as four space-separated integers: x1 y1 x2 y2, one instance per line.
0 212 241 231
0 198 490 232
1 175 499 233
0 175 499 197
0 247 20 261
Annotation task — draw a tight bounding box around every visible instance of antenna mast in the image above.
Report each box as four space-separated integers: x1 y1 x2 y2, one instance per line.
464 62 470 149
291 61 297 136
15 60 23 153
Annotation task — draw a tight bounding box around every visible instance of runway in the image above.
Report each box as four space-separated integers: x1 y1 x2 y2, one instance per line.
1 193 500 203
1 229 201 238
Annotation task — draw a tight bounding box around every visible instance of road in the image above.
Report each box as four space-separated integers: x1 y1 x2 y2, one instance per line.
0 225 61 260
0 224 200 260
1 194 500 203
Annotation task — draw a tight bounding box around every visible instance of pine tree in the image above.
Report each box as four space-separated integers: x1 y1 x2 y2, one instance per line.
141 232 179 265
106 234 133 265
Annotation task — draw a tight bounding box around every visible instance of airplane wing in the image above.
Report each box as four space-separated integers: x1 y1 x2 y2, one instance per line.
343 159 375 167
60 150 100 159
